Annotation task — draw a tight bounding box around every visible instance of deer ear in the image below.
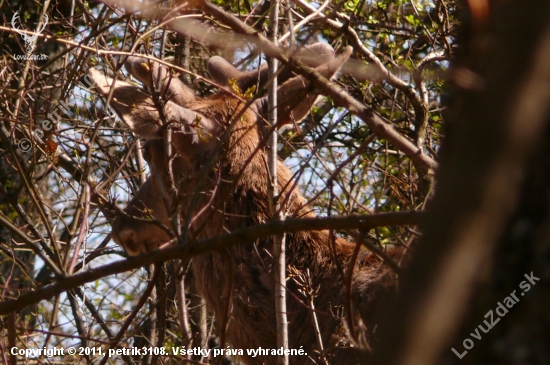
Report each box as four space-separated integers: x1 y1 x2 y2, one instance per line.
125 57 196 107
90 68 219 153
293 42 335 66
90 68 164 139
207 56 249 88
275 46 352 125
91 68 204 140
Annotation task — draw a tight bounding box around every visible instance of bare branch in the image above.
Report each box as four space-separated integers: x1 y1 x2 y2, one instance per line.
0 211 422 315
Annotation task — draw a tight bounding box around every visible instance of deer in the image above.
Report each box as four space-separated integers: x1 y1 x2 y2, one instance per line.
90 43 402 364
11 10 49 58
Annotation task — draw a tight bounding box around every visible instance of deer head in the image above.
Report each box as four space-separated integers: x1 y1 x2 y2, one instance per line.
91 46 404 364
11 10 48 57
91 44 351 255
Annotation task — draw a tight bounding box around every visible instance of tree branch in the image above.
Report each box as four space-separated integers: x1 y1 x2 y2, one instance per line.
0 211 422 315
193 1 438 172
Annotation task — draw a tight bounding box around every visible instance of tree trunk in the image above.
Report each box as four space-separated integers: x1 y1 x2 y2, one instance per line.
371 2 550 365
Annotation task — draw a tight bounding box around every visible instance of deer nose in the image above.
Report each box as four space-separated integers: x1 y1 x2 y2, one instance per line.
112 217 173 256
112 227 144 256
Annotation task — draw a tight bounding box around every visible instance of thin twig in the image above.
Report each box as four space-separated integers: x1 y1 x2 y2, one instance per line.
0 211 422 315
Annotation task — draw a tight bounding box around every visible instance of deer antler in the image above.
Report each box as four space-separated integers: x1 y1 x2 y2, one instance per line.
11 11 48 56
25 13 48 46
11 11 26 37
37 14 49 34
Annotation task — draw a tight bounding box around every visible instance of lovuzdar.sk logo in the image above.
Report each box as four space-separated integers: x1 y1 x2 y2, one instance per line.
11 10 48 60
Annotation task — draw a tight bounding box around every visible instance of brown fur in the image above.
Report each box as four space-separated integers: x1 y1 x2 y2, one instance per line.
92 46 402 364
